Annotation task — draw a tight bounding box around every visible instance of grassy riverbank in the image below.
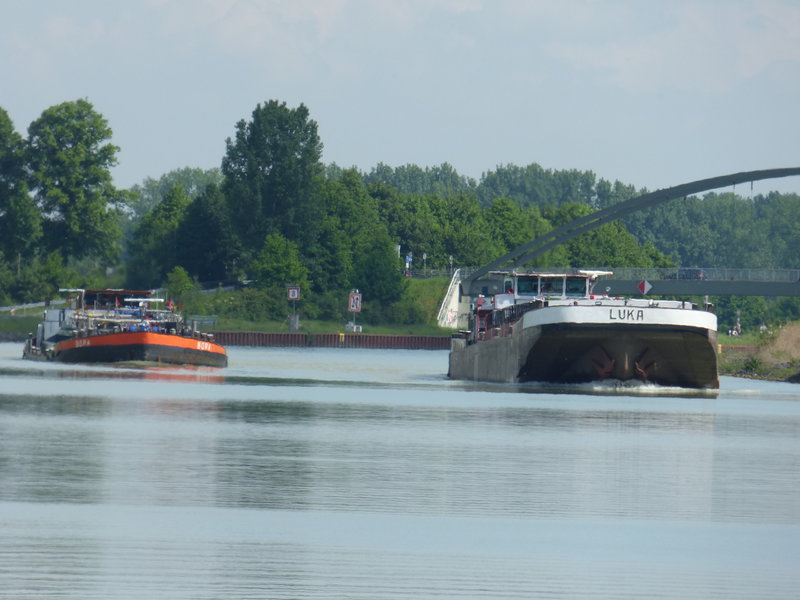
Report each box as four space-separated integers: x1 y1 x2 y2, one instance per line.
0 315 40 338
719 323 800 381
209 318 452 336
0 309 453 338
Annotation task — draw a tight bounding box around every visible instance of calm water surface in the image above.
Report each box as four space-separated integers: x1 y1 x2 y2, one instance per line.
0 342 798 599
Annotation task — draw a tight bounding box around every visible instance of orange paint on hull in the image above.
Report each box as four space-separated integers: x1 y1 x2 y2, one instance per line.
55 331 227 367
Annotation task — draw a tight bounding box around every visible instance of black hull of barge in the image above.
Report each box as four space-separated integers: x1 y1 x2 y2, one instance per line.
449 322 718 389
519 323 718 389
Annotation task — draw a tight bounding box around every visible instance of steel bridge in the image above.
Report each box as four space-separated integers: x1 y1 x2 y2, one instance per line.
460 167 800 297
438 168 800 328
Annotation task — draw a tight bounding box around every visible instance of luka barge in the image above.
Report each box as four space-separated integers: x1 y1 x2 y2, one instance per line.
448 271 718 389
23 289 227 368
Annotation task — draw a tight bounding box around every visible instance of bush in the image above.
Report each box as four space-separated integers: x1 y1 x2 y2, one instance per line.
743 356 763 374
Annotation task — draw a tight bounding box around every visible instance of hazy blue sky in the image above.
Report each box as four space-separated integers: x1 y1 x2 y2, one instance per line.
2 0 799 194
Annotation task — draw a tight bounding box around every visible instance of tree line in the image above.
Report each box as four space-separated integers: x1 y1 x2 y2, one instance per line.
1 99 799 330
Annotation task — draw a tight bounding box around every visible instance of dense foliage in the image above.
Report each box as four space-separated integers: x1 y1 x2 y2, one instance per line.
1 98 799 330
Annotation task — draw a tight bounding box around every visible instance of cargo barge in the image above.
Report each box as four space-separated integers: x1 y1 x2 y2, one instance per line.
448 271 718 389
23 289 227 368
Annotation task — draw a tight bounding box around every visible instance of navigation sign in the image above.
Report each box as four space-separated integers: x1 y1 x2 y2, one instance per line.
638 280 653 295
348 291 362 312
287 286 300 301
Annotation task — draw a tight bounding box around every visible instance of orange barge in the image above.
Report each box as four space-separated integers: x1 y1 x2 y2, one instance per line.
23 289 227 368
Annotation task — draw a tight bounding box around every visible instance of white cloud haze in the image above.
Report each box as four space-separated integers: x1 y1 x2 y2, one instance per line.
2 0 798 193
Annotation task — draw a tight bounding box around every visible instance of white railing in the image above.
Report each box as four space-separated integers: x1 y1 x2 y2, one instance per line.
437 268 462 329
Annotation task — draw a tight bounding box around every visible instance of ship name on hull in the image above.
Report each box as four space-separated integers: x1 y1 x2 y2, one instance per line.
609 308 645 321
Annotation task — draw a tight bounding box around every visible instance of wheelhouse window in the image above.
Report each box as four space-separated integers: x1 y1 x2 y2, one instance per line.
540 276 563 296
565 276 586 297
517 277 537 295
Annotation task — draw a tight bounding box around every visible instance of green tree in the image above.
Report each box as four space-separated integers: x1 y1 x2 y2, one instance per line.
594 178 637 210
251 232 310 293
305 171 402 319
756 192 800 268
310 171 375 292
165 265 198 301
351 228 404 320
0 107 40 261
622 195 717 267
715 295 768 333
364 162 476 196
0 253 12 304
369 184 445 269
484 197 534 255
26 99 123 263
222 100 323 253
550 203 670 268
128 166 223 221
127 184 191 287
477 163 596 208
10 251 76 303
436 193 499 267
517 205 570 268
175 183 240 283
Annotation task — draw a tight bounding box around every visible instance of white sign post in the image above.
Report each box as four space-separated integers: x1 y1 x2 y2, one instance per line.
347 290 362 332
348 291 362 313
287 285 300 331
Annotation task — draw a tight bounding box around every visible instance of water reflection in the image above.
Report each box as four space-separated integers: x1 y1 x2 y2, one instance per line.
0 402 106 504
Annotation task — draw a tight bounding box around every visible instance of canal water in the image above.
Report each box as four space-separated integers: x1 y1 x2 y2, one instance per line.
0 342 798 599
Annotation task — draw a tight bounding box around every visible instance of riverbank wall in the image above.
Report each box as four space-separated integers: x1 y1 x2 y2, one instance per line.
210 331 451 350
0 330 451 349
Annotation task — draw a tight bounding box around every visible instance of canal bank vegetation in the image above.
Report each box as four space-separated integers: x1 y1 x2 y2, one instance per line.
2 99 800 335
176 276 453 336
719 323 800 381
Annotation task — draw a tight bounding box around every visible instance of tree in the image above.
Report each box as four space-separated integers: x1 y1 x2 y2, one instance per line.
310 172 374 294
127 184 191 287
477 163 596 208
364 162 476 196
9 251 76 303
715 295 768 333
595 178 637 210
436 193 500 267
549 203 671 268
484 197 534 255
756 192 800 268
174 183 240 283
351 228 404 319
0 107 40 261
222 100 323 253
251 232 310 293
26 99 123 263
165 266 198 302
128 166 223 221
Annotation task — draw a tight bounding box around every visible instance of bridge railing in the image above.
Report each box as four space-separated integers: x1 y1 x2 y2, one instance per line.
599 267 800 282
459 266 800 284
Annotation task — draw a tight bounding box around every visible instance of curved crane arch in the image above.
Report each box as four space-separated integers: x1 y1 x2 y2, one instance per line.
465 167 800 289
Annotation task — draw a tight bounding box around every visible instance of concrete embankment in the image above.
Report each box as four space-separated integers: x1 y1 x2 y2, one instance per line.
211 331 450 350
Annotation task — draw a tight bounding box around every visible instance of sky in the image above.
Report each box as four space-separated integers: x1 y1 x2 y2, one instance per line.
2 0 799 195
